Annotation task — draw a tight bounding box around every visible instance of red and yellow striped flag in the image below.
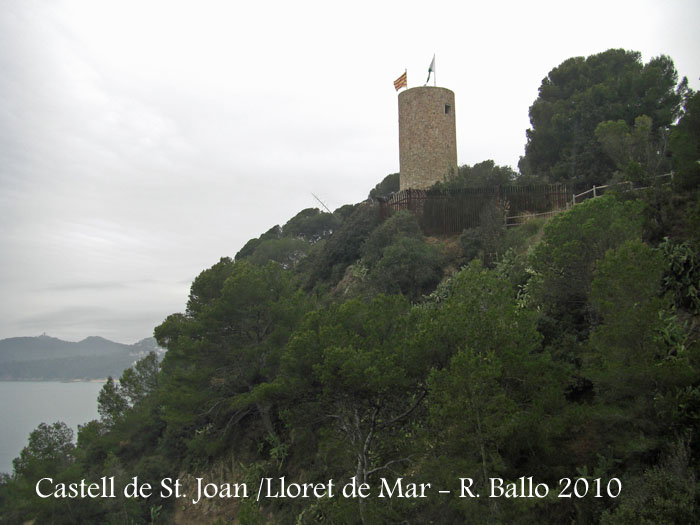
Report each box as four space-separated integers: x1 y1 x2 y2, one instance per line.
394 71 407 91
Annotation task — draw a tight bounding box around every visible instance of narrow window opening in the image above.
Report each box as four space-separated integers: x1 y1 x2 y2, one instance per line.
444 104 451 114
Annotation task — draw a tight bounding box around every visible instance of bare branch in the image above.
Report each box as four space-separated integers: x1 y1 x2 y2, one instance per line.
378 389 428 429
366 456 415 477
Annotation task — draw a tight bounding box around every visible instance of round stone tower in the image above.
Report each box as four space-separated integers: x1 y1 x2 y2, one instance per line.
398 86 457 190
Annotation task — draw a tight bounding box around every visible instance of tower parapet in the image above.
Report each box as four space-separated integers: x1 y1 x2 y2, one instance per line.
398 86 457 190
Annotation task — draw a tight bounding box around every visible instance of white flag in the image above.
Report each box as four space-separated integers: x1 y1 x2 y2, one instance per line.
426 54 435 83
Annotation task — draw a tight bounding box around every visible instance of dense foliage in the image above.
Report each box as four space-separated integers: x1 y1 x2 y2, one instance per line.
2 49 699 524
519 49 689 188
433 160 518 190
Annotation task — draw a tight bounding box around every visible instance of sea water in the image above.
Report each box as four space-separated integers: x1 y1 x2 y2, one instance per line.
0 381 105 475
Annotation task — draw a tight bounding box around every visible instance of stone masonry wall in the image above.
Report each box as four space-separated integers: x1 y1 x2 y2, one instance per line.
398 86 458 190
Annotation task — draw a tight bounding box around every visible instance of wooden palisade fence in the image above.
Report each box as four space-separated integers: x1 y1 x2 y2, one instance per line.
378 184 570 235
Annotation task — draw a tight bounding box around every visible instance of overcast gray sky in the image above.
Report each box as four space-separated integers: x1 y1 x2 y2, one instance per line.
1 0 698 344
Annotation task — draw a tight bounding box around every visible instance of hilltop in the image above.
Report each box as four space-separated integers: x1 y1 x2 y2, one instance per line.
0 335 163 381
1 49 698 524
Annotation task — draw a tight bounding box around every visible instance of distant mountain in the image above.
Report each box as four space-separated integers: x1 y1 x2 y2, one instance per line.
0 335 164 381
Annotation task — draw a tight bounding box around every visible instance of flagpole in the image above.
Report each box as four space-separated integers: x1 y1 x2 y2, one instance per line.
434 55 436 87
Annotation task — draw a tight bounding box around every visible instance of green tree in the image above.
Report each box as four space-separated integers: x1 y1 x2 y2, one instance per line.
185 256 237 315
360 210 423 266
356 211 441 299
1 422 78 523
595 115 670 184
12 422 75 479
528 194 645 343
235 225 282 261
669 90 700 190
416 263 564 522
118 351 160 407
577 240 699 521
434 160 517 189
280 207 339 243
586 240 670 402
97 377 129 427
236 209 339 267
429 347 516 521
459 201 507 266
305 203 379 287
520 49 687 186
97 352 160 427
279 295 428 524
601 451 698 524
155 260 308 460
368 172 400 199
660 237 700 313
248 237 310 269
368 236 441 300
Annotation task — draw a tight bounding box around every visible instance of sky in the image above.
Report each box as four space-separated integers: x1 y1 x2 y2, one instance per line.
1 0 698 344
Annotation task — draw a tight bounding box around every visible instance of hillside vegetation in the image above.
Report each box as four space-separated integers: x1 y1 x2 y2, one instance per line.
1 49 699 524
